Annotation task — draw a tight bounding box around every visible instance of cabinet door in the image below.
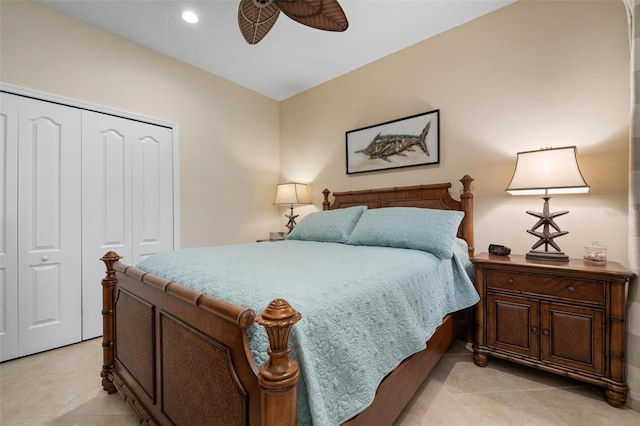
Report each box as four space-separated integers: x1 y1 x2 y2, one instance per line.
82 111 173 339
540 302 604 375
0 93 19 361
18 97 82 355
487 293 539 358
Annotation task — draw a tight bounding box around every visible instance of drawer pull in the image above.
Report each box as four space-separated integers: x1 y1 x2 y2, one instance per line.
507 278 515 286
543 330 549 336
531 327 538 334
568 286 576 293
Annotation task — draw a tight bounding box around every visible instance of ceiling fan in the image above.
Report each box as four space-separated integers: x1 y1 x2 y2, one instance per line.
238 0 349 45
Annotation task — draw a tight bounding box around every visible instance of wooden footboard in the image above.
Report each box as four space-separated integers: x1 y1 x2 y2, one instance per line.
100 251 300 426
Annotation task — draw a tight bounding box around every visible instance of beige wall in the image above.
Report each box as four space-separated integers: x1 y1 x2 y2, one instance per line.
0 0 282 247
1 1 631 263
280 0 631 265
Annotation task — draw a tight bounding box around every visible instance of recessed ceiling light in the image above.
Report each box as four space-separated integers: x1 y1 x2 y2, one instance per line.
182 10 199 24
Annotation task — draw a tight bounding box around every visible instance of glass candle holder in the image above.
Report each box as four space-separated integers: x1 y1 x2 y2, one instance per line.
584 242 607 263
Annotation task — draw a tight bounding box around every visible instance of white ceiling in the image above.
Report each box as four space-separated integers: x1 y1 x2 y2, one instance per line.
36 0 514 101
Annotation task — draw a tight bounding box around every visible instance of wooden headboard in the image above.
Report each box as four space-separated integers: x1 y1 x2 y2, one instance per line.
321 175 474 256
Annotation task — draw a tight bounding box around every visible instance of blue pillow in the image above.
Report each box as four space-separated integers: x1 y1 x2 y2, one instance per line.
346 207 465 258
286 206 367 243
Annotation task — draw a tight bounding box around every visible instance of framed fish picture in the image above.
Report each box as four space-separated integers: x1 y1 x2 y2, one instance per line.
346 109 440 174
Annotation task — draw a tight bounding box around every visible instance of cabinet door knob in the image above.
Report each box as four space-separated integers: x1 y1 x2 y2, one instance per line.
531 326 538 334
568 286 576 293
543 329 549 336
507 278 515 286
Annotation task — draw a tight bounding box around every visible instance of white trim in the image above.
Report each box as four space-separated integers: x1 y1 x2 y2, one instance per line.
172 125 181 249
1 82 181 250
1 82 172 127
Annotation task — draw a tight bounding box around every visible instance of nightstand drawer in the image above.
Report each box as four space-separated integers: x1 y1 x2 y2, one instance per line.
485 269 605 304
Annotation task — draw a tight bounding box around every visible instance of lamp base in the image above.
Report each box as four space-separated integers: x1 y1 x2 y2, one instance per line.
284 205 299 233
524 196 570 262
526 250 569 262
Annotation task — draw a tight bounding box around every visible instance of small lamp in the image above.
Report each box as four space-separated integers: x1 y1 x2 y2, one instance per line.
273 182 312 232
506 146 589 261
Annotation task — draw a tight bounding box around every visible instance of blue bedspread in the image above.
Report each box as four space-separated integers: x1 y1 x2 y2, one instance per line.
137 240 479 425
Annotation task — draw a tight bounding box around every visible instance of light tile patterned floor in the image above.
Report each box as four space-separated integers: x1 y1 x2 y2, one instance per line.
1 339 638 425
395 341 640 425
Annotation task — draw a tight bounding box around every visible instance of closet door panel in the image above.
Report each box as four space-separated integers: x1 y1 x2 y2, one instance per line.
0 93 19 361
82 111 133 339
17 98 81 355
131 123 173 263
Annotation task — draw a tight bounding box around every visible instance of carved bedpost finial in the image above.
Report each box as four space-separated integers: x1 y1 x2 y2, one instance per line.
460 175 474 196
322 188 331 211
257 299 302 426
100 251 122 395
101 251 122 278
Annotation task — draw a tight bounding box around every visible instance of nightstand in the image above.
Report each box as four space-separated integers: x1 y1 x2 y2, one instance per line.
471 253 634 407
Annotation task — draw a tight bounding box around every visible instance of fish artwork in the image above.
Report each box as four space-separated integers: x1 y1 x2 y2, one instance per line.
356 121 431 162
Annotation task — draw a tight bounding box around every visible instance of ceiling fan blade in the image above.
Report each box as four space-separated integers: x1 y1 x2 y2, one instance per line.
238 0 281 44
277 0 348 32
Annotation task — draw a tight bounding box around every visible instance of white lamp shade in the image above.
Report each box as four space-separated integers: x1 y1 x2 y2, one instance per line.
273 182 312 205
506 146 589 196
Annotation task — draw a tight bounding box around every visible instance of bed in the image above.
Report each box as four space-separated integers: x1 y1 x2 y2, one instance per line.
99 175 477 425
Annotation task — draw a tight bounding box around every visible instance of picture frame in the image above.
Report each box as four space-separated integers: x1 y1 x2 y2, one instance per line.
346 109 440 174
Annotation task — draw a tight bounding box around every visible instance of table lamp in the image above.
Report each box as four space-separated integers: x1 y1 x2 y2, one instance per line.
273 182 312 232
506 146 589 261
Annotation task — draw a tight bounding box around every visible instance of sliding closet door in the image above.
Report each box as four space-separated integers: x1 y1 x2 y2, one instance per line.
17 97 82 355
0 93 19 361
82 111 173 339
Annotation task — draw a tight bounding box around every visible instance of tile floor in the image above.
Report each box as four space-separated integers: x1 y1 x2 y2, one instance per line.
1 339 638 425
